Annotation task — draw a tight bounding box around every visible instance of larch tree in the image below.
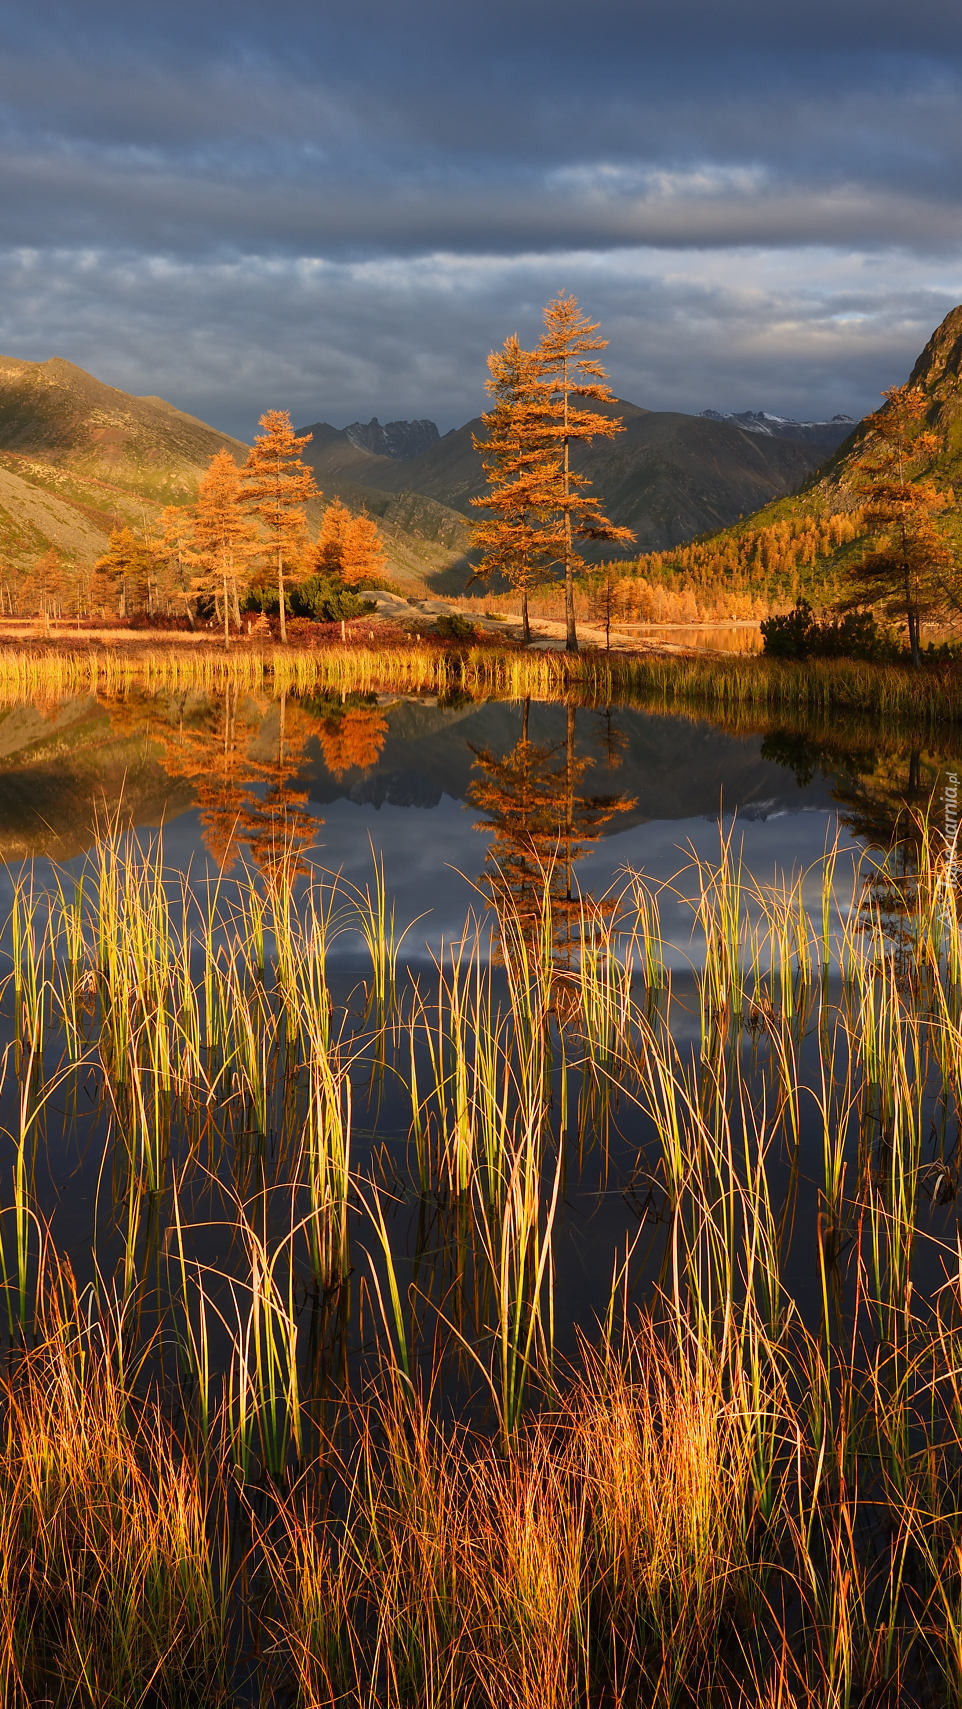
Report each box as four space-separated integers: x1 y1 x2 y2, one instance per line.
310 499 387 587
842 384 956 667
22 548 68 621
154 506 199 629
92 528 158 619
190 450 260 647
340 510 387 586
240 411 319 644
310 498 354 577
535 294 636 652
469 335 558 643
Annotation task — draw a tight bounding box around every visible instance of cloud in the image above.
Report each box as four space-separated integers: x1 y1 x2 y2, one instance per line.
0 0 960 430
1 243 957 440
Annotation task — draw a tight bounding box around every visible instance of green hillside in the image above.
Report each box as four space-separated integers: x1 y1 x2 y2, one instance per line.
0 356 472 593
624 303 962 616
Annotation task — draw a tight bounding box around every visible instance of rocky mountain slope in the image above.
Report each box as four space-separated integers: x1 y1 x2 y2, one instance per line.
653 302 962 601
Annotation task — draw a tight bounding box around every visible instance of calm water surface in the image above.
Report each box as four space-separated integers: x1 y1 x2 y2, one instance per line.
0 684 957 1385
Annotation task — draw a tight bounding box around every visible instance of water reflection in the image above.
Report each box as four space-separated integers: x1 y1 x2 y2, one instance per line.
467 698 636 971
758 719 957 943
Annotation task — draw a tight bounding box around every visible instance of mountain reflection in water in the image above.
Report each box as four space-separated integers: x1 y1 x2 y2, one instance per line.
0 685 957 956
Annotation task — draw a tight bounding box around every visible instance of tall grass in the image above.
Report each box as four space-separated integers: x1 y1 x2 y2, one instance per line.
4 823 962 1699
2 636 962 724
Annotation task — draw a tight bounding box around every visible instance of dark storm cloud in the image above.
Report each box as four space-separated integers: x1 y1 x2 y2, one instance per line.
0 0 960 430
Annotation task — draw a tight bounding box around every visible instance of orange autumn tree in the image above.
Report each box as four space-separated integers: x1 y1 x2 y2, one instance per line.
21 548 69 620
535 294 636 652
190 451 260 644
470 335 558 643
341 511 387 586
240 411 319 644
92 528 159 618
311 499 387 586
154 505 200 629
842 383 956 667
311 498 353 575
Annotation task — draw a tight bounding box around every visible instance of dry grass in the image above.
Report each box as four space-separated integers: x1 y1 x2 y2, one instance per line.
3 827 962 1700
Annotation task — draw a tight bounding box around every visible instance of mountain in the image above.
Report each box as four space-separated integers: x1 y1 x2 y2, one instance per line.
699 410 856 449
342 417 440 459
0 353 251 577
0 359 470 592
296 397 842 554
0 355 248 497
651 301 962 600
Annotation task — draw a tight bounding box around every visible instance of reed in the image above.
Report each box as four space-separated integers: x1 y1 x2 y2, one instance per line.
2 638 962 726
4 818 962 1699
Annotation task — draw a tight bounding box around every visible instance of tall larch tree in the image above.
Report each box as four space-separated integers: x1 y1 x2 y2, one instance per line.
843 383 955 667
535 294 636 652
154 506 199 629
470 335 559 642
92 527 158 619
190 450 260 647
240 411 319 644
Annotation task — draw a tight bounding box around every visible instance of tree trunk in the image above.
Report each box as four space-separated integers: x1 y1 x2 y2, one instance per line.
521 587 530 644
223 573 230 650
563 434 577 653
277 546 287 644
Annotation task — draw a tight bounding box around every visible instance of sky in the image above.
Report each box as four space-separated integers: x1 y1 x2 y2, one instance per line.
1 0 960 442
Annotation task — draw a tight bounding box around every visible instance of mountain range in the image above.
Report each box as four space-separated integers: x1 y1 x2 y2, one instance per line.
0 350 862 595
699 410 855 447
295 397 856 575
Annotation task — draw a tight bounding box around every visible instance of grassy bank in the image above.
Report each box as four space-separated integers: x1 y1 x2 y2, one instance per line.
0 636 962 725
0 823 960 1701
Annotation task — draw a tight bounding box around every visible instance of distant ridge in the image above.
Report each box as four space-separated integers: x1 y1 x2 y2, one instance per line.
700 410 856 449
297 397 846 554
342 417 440 459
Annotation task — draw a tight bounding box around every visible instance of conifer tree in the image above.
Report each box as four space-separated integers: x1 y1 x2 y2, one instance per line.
92 528 158 618
535 295 636 652
340 510 387 586
842 384 956 666
310 499 387 587
311 498 354 577
240 412 319 644
470 336 558 642
22 548 68 621
154 506 199 628
190 450 260 647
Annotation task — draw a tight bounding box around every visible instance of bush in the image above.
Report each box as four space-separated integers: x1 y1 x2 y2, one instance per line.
760 601 897 662
242 576 375 622
435 612 478 641
289 576 376 623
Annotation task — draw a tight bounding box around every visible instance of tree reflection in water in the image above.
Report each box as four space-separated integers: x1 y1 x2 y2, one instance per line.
126 686 389 880
468 699 636 994
760 719 957 957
